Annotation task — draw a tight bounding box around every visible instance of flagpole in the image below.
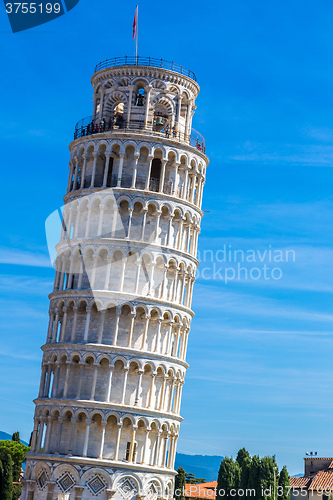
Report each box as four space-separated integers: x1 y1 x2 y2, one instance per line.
135 5 138 64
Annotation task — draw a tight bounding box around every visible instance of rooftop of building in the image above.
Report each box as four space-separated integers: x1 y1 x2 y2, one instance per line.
94 56 197 82
185 482 217 499
291 458 333 491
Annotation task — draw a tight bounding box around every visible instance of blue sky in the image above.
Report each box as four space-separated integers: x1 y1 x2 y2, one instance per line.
1 0 333 477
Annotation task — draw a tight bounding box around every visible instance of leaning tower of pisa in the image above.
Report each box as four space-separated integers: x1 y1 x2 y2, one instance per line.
23 56 208 500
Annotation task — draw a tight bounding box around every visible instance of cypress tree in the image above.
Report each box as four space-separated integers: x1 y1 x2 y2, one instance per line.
278 466 290 500
248 455 261 500
217 457 240 500
236 448 250 469
260 456 277 500
240 455 251 492
1 450 13 500
0 459 3 499
11 433 20 443
174 467 186 500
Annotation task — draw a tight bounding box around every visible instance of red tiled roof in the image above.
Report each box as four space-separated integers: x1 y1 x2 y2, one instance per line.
185 482 217 499
291 468 333 491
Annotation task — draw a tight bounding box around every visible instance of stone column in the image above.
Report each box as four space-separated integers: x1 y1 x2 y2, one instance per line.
135 370 143 405
43 416 53 454
153 431 161 466
60 306 68 342
82 418 91 457
83 306 92 342
141 314 150 350
38 365 47 397
113 423 122 460
98 422 107 459
147 373 156 409
76 364 84 399
117 153 125 187
145 155 154 190
127 312 136 348
144 87 152 127
68 416 77 455
131 154 139 188
128 425 137 462
36 418 45 452
90 152 98 187
107 366 113 402
46 482 56 500
158 375 167 411
154 318 163 353
90 364 98 400
162 434 168 467
44 365 52 397
112 308 121 346
104 257 112 290
97 310 106 344
71 306 78 342
159 160 167 192
56 418 63 454
127 86 134 125
103 154 111 187
141 427 150 464
80 154 87 189
74 486 85 500
63 362 71 398
121 368 129 404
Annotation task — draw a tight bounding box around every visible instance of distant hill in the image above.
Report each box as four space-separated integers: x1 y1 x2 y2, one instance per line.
0 431 29 446
175 453 223 482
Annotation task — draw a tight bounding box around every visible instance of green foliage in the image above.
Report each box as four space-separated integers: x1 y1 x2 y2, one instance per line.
278 466 290 500
217 457 241 500
0 459 3 499
216 450 289 500
248 454 261 496
236 448 250 469
0 440 29 500
11 433 20 444
260 456 277 500
1 450 13 500
185 472 207 484
174 467 186 500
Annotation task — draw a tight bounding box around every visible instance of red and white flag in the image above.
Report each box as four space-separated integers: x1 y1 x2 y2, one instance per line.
133 6 138 39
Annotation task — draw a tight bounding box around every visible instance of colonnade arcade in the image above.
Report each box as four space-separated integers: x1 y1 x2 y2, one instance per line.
60 194 201 259
67 143 206 208
38 351 185 415
31 406 179 469
47 300 190 359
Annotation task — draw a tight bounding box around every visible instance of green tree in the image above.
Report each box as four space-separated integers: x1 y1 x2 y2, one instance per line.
11 433 20 443
278 466 290 500
240 455 251 492
185 473 207 484
0 440 29 500
174 467 186 500
0 459 3 499
248 455 261 499
236 448 250 469
260 456 277 500
1 450 13 500
217 457 241 500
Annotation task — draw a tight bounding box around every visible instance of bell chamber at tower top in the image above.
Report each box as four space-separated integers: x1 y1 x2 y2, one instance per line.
73 56 206 153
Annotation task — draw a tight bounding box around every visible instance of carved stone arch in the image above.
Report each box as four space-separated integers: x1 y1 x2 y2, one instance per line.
118 194 132 206
111 355 127 368
81 468 111 493
105 410 121 422
151 93 174 114
116 76 131 87
114 474 141 500
52 463 79 492
50 405 62 417
150 418 161 430
145 478 164 500
134 303 149 315
143 360 156 372
104 91 128 116
138 142 153 155
83 352 97 364
32 461 51 485
168 84 180 94
96 140 109 153
103 78 117 89
120 413 136 425
151 79 167 90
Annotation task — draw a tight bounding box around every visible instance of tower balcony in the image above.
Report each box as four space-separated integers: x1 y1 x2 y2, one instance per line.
73 115 205 154
94 56 197 81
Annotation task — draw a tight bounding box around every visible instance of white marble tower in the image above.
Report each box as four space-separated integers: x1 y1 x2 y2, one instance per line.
23 56 208 500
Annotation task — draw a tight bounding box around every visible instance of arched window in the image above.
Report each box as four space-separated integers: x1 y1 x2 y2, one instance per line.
149 159 161 192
